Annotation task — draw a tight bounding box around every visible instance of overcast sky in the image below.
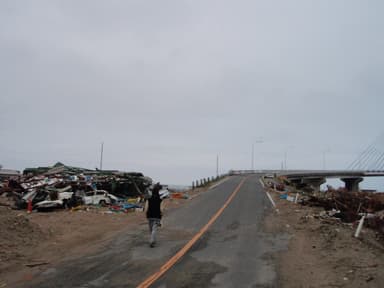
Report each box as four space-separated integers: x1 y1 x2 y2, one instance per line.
1 0 383 185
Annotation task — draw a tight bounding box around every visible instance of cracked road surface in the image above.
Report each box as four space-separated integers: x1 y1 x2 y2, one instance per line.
16 175 288 288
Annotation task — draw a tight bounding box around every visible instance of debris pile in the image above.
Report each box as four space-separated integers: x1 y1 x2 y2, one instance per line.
0 162 154 212
109 203 143 213
302 188 384 223
270 177 384 240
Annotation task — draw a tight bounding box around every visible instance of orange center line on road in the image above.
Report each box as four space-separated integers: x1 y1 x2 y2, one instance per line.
137 177 247 288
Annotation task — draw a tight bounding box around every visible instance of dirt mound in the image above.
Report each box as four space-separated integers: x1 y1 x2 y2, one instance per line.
0 207 46 268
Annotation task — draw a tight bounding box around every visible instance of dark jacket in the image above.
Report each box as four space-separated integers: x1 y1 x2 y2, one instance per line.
146 184 162 219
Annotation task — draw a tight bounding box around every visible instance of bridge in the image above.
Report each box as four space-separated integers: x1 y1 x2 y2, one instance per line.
229 169 384 192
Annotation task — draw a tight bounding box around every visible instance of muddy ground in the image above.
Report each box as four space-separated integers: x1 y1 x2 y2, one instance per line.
0 186 209 287
0 206 146 284
265 190 384 288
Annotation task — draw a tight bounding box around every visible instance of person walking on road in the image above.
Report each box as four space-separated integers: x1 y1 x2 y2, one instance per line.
145 183 163 248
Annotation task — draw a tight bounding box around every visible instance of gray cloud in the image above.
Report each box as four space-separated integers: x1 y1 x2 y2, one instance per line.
1 0 384 185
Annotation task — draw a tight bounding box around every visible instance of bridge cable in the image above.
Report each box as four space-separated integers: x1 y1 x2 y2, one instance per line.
378 155 384 171
364 148 381 170
348 145 374 170
351 146 375 170
348 133 384 170
359 146 378 170
370 151 384 171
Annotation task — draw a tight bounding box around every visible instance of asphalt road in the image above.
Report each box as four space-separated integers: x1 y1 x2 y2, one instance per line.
18 175 288 288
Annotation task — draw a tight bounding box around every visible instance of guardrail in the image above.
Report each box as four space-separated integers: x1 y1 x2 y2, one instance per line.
228 170 281 175
191 174 228 189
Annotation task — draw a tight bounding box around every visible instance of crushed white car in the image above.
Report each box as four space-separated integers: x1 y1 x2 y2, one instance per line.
34 199 64 211
83 190 117 205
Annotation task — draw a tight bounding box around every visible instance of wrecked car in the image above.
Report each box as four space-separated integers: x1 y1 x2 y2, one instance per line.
83 190 117 205
16 189 48 209
34 199 64 212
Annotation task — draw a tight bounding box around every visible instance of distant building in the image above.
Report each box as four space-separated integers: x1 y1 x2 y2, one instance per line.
22 162 119 176
23 166 51 176
0 168 21 180
23 162 94 176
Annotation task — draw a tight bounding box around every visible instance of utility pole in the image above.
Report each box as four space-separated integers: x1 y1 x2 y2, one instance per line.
251 144 254 170
100 142 104 171
322 147 331 170
322 151 326 170
251 138 264 170
216 155 219 177
284 145 295 170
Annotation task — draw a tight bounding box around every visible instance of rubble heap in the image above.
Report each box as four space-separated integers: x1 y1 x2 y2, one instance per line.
301 188 384 237
264 175 384 240
303 189 384 221
0 162 153 211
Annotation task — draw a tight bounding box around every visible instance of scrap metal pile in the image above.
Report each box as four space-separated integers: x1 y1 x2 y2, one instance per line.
0 162 154 212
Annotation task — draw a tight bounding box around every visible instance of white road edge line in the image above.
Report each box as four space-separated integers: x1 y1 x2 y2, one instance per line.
266 191 277 208
259 178 278 212
209 177 230 190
